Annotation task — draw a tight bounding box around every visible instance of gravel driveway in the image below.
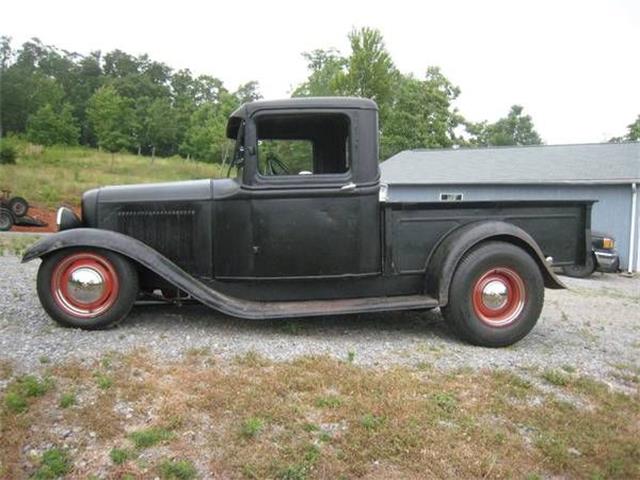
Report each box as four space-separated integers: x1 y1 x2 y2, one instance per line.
1 254 638 382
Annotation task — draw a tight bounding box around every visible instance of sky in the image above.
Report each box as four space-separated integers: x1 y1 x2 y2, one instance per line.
2 0 639 144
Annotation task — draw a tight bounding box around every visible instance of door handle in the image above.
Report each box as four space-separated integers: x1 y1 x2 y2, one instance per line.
340 182 356 191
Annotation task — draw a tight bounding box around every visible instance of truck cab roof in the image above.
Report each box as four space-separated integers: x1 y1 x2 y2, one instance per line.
227 97 377 138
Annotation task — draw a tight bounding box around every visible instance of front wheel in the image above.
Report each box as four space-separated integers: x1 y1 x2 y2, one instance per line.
441 241 544 348
37 249 139 329
9 196 28 217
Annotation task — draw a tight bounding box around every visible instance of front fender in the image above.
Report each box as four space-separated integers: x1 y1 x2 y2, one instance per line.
22 228 269 320
424 221 565 307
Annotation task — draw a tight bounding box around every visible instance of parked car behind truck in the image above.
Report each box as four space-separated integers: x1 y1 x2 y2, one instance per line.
23 98 594 347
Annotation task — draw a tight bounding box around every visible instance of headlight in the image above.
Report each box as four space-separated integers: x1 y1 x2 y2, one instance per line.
602 238 615 249
56 207 81 231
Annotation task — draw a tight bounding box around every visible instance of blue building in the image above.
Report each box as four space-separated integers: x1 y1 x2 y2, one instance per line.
381 142 640 272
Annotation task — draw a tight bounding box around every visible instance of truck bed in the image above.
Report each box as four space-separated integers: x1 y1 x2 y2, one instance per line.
383 200 593 273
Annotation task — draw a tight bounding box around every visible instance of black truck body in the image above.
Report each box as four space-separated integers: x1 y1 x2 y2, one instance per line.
24 97 592 346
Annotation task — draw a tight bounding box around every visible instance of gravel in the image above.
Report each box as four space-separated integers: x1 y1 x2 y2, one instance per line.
1 254 638 382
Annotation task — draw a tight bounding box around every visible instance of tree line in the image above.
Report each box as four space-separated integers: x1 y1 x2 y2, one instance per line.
1 29 638 163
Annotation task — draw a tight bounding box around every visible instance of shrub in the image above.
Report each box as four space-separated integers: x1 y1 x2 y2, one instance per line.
0 141 17 164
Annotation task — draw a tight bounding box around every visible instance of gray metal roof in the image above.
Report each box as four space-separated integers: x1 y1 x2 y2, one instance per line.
380 142 640 185
231 97 377 118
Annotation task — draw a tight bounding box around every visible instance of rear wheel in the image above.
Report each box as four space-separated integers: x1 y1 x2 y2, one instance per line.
9 196 28 217
0 208 13 231
37 249 138 329
441 241 544 347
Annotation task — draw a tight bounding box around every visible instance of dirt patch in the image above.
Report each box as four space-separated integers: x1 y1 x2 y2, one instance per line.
11 205 77 233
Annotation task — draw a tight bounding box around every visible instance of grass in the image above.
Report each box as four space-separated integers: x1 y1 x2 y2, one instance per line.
0 234 40 257
129 427 174 449
159 459 197 480
0 352 638 479
58 392 76 408
240 416 265 438
109 447 133 465
3 375 52 413
32 448 71 479
0 142 228 208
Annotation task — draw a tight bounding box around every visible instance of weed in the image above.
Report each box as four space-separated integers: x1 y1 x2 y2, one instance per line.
360 413 385 430
542 370 570 387
241 417 264 438
347 350 356 363
315 395 342 408
32 448 71 479
59 392 76 409
129 427 174 449
159 459 197 480
432 392 457 413
94 373 113 390
109 447 132 465
3 375 52 413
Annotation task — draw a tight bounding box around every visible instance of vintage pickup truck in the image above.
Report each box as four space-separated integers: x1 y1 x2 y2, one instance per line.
23 97 593 347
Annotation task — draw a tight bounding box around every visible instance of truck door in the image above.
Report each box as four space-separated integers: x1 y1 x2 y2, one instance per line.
214 110 381 279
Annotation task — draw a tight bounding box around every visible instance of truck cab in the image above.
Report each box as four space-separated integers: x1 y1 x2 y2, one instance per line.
24 97 593 347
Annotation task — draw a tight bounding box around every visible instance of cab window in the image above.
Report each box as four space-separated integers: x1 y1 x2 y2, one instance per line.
256 113 350 176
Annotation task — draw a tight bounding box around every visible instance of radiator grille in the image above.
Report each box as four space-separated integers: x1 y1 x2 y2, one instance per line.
116 208 197 266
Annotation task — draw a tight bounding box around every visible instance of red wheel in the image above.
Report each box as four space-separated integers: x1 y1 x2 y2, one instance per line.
471 267 525 327
50 252 120 318
37 248 138 329
441 242 544 347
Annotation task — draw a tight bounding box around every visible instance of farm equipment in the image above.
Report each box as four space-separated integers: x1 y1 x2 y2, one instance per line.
0 190 47 231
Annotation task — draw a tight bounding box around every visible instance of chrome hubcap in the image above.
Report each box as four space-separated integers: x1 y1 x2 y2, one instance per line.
66 267 106 304
481 280 509 310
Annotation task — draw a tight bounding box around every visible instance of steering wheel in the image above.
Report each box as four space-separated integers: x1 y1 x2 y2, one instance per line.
266 153 290 175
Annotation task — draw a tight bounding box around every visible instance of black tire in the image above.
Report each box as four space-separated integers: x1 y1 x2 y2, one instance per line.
441 241 544 348
9 196 28 217
37 248 139 329
560 254 595 278
0 208 13 231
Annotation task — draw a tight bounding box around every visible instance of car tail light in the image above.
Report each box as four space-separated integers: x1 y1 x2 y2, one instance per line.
602 238 615 249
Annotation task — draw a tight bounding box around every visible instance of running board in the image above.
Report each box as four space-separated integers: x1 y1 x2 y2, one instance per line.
227 294 439 319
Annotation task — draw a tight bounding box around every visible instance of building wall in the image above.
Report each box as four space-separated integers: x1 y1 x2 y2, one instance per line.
386 183 639 271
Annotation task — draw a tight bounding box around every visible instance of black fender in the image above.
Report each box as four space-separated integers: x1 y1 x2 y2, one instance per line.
424 221 565 306
21 228 278 320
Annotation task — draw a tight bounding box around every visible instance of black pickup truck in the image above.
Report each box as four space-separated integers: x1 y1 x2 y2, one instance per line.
23 98 593 347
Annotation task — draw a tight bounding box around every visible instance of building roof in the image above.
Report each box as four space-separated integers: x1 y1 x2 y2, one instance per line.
380 142 640 185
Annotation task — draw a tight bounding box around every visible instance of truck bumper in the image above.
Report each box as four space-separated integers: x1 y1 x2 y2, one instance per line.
594 249 619 273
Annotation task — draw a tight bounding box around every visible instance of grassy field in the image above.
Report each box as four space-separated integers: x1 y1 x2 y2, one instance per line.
0 143 228 208
1 351 638 479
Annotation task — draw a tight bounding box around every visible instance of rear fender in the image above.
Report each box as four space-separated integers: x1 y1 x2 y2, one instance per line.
424 221 565 306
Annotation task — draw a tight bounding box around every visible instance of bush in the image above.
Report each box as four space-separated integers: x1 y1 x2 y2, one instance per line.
0 141 17 164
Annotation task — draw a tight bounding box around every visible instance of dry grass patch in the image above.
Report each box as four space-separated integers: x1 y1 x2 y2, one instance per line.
1 352 638 479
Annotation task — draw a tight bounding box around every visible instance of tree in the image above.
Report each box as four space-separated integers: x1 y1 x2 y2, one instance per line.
292 49 345 97
144 97 178 159
466 105 542 146
610 115 640 142
86 85 134 155
333 28 398 113
381 68 464 158
26 103 79 145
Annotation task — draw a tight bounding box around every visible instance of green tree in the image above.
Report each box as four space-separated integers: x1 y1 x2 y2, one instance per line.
86 85 134 155
467 105 542 146
627 115 640 141
333 28 398 113
382 68 464 158
26 103 79 145
292 49 345 97
144 97 178 159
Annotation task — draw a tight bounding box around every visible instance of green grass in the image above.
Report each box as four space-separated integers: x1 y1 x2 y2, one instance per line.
32 448 71 479
94 372 113 390
0 142 228 208
128 427 174 449
58 392 76 409
314 395 343 408
240 416 265 438
542 370 571 387
158 459 197 480
109 447 133 465
0 235 40 257
3 375 52 413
